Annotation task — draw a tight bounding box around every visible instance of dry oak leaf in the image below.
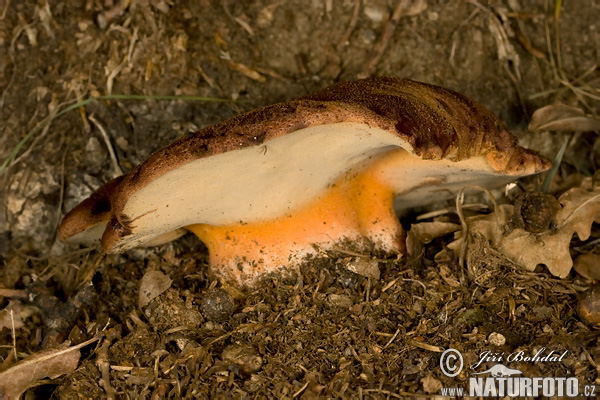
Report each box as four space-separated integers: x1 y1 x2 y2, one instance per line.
452 180 600 278
573 253 600 280
421 373 443 394
529 103 600 132
0 338 97 400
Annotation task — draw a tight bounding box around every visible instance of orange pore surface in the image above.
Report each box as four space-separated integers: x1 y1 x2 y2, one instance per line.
186 152 405 284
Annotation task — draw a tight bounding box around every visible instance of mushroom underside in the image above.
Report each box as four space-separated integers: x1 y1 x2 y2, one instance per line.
66 122 538 286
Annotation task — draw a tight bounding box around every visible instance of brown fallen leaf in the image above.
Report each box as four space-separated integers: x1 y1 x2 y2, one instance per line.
0 337 98 400
421 373 443 394
407 221 460 256
529 103 600 132
573 254 600 281
450 178 600 278
439 264 461 288
346 258 380 280
138 270 172 308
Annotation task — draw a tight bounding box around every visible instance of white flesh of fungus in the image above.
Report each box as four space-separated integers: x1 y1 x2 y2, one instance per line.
108 122 518 251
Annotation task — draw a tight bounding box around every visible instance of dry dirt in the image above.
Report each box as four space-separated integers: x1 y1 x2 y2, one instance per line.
1 0 599 398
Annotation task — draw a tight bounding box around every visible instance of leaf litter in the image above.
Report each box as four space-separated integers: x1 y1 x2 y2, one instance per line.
449 178 600 278
0 338 98 400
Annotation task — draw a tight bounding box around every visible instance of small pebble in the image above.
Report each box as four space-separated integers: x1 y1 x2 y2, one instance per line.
222 344 263 376
327 294 353 309
363 4 388 23
577 286 600 327
488 332 506 346
199 288 234 322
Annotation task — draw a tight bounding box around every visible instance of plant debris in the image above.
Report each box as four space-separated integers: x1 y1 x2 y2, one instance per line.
0 338 98 400
450 178 600 278
529 103 600 132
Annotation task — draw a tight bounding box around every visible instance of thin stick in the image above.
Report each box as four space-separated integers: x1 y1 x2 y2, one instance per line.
456 185 501 272
383 328 401 349
292 381 309 398
363 388 421 398
360 0 419 77
0 0 11 20
337 0 360 52
544 2 559 82
88 114 123 177
10 310 17 360
0 16 22 115
541 135 571 193
97 338 116 400
554 0 563 74
54 145 68 232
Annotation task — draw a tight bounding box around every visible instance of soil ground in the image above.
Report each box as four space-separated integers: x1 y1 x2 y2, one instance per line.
1 0 599 398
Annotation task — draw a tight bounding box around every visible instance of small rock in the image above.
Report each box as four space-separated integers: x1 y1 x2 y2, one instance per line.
143 289 203 332
412 300 425 315
531 306 553 321
577 286 600 327
513 192 560 233
222 344 263 376
7 193 25 214
363 4 388 23
428 11 439 21
361 29 377 45
327 294 353 309
155 1 170 14
116 137 129 151
199 288 234 322
346 258 380 280
488 332 506 346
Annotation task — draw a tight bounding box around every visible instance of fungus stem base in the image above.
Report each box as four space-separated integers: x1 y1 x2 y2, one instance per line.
187 157 404 286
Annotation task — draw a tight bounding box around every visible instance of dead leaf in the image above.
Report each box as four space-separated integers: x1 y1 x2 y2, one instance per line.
439 264 461 288
139 270 172 308
450 179 600 278
0 338 97 399
346 258 380 280
0 301 39 331
529 103 600 132
421 373 442 394
573 254 600 280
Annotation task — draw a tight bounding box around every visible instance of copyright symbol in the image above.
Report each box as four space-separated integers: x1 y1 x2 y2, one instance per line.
440 348 463 377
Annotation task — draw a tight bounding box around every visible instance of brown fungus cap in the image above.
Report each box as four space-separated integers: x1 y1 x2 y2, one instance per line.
59 77 550 253
121 78 547 190
58 175 124 242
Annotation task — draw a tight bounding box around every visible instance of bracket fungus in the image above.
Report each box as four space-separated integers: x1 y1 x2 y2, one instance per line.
59 78 550 287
